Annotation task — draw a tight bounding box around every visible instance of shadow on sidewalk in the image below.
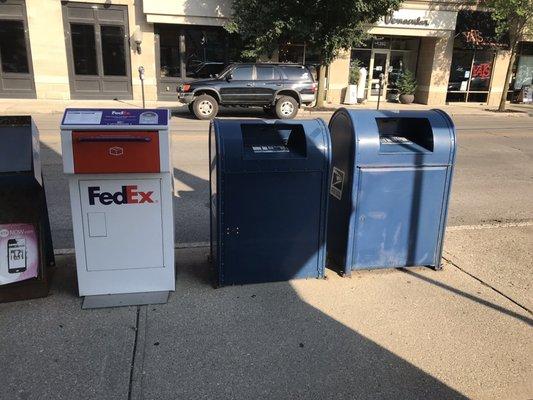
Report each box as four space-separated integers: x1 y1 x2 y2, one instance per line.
400 268 533 326
135 247 469 400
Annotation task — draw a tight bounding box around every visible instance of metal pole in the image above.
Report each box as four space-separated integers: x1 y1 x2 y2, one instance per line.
138 66 146 109
141 79 145 109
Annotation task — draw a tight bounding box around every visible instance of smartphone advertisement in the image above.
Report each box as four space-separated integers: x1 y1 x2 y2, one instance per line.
0 224 39 285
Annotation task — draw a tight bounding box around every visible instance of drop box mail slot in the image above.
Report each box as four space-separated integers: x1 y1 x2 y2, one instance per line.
72 131 160 174
79 178 164 271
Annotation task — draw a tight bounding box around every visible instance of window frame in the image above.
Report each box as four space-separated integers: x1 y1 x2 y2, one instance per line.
0 0 36 98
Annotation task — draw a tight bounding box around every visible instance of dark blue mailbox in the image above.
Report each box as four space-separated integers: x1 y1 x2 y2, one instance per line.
326 109 456 274
210 119 330 285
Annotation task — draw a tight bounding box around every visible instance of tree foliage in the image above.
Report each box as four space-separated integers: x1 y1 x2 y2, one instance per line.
488 0 532 42
226 0 402 65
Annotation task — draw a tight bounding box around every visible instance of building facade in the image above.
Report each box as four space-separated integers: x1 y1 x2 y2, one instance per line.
0 0 528 106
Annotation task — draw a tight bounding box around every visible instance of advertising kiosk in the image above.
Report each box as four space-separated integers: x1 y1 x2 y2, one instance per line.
0 116 55 302
61 109 175 308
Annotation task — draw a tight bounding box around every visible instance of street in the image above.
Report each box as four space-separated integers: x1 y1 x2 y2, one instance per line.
0 108 531 400
38 110 533 248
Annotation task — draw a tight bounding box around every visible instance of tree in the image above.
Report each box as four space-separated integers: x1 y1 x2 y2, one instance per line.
226 0 402 107
487 0 533 111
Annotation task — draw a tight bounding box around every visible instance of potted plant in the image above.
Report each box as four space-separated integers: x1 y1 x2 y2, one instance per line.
396 70 417 104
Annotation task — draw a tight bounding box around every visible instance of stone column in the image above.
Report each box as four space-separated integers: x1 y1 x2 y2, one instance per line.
487 50 512 107
415 32 454 105
326 50 351 104
25 0 71 100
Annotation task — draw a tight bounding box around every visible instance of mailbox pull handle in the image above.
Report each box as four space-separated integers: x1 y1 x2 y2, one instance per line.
76 136 152 143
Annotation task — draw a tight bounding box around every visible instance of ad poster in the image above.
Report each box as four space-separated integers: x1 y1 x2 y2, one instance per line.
0 223 39 285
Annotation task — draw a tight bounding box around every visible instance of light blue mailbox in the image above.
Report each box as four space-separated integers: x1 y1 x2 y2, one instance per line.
326 109 456 274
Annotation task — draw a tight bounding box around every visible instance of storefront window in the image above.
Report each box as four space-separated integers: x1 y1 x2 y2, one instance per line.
448 51 473 92
0 20 29 74
351 36 420 99
469 51 493 91
372 36 390 49
156 24 231 81
447 10 506 103
447 49 495 102
158 26 181 78
350 49 371 74
70 24 98 76
391 37 419 51
185 28 226 78
279 44 305 64
101 26 126 76
514 42 533 90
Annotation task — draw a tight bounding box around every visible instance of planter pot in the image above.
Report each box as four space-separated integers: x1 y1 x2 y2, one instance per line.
344 84 358 105
399 94 415 104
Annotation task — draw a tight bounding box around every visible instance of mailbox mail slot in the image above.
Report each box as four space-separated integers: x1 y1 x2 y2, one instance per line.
72 131 160 174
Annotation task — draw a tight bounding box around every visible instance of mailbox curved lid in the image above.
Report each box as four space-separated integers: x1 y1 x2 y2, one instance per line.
329 109 456 167
211 118 331 173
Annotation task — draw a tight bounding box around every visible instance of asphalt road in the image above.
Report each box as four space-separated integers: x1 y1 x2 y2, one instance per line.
36 109 533 249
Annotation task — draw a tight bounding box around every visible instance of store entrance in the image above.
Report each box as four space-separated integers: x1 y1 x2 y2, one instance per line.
368 50 389 101
351 36 420 102
367 50 412 101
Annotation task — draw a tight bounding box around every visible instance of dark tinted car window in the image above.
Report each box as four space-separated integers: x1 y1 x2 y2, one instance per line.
280 66 312 81
231 66 253 80
256 66 280 80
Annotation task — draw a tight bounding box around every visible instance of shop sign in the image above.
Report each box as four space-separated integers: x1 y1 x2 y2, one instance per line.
384 13 429 26
455 11 509 49
374 9 457 31
0 223 39 285
472 62 492 79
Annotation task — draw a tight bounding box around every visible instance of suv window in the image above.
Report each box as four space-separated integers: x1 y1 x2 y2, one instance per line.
231 66 253 80
256 66 280 80
280 65 311 81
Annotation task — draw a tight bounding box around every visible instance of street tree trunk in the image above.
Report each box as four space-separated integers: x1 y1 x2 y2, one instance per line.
315 64 327 108
498 47 516 112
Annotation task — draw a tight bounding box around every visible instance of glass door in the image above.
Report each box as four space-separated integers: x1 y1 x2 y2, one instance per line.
368 50 389 101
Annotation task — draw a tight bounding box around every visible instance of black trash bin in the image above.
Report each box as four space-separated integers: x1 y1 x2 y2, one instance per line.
0 116 54 302
210 119 331 285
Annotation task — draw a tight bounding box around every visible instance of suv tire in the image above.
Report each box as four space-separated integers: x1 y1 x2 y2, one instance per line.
275 96 298 119
192 94 218 120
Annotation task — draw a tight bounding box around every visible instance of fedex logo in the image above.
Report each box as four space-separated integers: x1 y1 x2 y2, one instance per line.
111 110 131 116
88 185 154 205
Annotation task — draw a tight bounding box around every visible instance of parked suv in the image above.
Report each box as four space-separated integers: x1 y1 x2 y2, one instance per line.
177 63 317 120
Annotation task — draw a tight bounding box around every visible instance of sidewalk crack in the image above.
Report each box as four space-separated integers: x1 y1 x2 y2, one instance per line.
128 306 141 400
443 255 532 316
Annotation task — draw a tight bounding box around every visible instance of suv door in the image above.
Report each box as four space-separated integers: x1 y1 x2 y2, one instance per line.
219 65 255 104
254 66 283 104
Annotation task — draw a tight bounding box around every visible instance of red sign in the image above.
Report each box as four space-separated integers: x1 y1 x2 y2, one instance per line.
472 63 492 79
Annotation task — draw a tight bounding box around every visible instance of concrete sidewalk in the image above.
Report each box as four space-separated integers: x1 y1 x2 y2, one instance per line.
0 97 531 118
0 232 531 400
